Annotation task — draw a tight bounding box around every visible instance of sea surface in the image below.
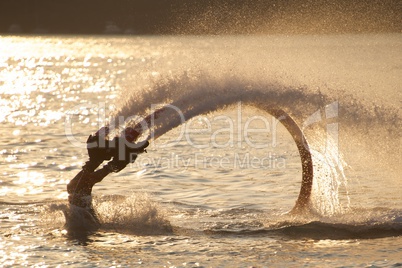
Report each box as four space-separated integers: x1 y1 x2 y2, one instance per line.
0 34 401 267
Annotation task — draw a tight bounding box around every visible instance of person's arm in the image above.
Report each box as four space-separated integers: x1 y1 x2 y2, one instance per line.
105 140 149 173
83 135 114 172
91 166 112 184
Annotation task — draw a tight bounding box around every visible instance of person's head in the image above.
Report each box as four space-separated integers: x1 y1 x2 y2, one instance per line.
123 127 140 142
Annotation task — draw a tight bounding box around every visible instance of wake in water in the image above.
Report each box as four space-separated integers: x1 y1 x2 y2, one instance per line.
42 197 402 241
6 197 401 243
195 210 402 240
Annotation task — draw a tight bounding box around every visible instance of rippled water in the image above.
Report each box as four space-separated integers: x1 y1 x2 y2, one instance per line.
0 34 401 267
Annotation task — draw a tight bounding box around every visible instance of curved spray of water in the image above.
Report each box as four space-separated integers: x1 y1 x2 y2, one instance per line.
113 75 321 213
153 103 313 213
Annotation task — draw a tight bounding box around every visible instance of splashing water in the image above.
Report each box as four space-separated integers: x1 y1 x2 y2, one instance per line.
95 193 172 235
1 34 401 267
45 193 171 236
105 73 355 216
310 138 350 216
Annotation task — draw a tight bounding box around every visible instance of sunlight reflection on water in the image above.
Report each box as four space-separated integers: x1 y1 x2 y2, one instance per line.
0 34 401 267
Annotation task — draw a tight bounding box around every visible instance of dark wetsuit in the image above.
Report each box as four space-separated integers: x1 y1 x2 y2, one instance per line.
82 134 114 172
67 134 149 208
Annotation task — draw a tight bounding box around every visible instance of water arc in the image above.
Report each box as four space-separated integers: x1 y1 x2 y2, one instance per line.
132 101 313 213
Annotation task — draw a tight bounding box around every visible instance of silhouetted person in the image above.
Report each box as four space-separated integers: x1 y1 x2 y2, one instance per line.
67 127 149 209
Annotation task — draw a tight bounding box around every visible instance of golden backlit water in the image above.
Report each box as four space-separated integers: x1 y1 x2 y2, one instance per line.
0 34 401 267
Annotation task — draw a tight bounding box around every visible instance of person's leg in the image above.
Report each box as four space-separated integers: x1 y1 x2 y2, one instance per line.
67 167 112 208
